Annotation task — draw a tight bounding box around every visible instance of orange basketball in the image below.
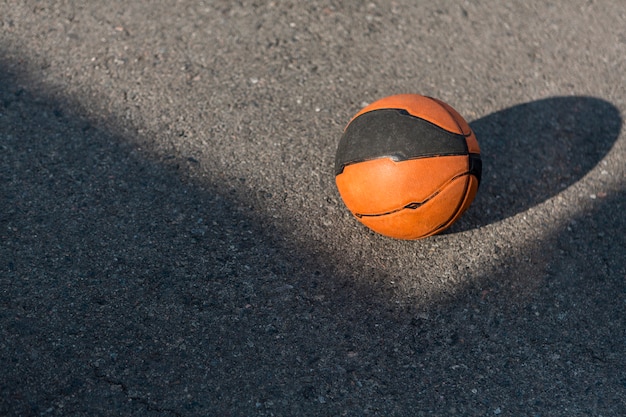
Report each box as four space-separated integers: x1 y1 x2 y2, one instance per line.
335 94 481 239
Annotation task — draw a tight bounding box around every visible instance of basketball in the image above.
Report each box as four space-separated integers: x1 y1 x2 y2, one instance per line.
335 94 482 239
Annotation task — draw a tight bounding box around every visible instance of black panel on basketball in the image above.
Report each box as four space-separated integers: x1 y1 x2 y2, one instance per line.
468 153 482 186
335 109 469 175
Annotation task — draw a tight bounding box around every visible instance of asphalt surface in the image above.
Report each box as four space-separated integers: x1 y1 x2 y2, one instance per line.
1 1 625 416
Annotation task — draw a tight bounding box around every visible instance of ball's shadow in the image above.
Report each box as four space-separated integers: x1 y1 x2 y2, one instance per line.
449 96 622 232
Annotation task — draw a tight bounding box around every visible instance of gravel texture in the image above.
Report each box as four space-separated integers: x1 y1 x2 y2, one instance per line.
1 1 625 416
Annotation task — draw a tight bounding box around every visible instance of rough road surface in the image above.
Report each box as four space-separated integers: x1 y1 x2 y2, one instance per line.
1 1 625 416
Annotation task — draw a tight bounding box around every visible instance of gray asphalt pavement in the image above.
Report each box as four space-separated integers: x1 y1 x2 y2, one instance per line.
1 1 625 416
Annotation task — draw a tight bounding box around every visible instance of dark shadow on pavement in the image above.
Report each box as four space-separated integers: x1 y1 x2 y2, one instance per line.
0 57 392 417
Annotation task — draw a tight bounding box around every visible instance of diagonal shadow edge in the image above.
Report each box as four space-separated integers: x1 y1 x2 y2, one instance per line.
0 54 402 304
